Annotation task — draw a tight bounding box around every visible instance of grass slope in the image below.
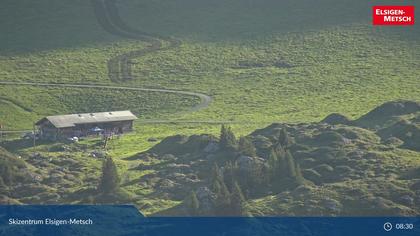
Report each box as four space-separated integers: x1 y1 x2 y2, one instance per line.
0 0 419 215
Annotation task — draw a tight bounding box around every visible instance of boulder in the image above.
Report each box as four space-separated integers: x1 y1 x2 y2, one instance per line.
158 179 177 189
237 155 265 172
321 113 351 125
323 198 342 212
399 195 414 206
161 154 176 161
167 163 192 173
196 187 216 213
252 135 273 149
204 142 219 153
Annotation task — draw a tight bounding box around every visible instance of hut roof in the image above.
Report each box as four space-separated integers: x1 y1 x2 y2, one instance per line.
35 111 138 128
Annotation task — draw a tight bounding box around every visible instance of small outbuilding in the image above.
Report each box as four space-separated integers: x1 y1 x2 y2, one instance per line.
35 111 137 140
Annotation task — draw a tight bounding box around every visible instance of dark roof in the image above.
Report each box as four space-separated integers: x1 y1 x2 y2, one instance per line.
36 111 137 128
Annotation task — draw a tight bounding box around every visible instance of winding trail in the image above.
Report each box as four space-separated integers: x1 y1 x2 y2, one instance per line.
0 96 32 112
1 0 216 131
0 81 211 112
92 0 182 82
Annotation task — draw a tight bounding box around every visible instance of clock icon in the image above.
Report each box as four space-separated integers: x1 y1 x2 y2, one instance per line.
384 222 393 232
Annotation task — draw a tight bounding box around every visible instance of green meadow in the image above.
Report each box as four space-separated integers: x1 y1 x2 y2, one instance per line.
0 0 419 214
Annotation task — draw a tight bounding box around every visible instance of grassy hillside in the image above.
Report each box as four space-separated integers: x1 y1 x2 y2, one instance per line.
2 101 419 216
0 0 419 216
139 101 420 216
0 86 199 129
0 0 418 130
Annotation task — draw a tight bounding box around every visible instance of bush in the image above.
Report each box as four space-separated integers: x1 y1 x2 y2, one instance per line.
98 157 120 194
220 125 237 150
238 136 256 157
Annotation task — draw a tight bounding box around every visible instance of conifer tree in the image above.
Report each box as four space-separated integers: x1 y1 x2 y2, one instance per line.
285 151 297 178
98 157 120 194
213 179 231 215
220 125 237 149
211 163 224 184
284 151 306 188
0 165 13 185
268 146 288 178
230 182 249 216
274 141 285 156
187 190 200 216
278 128 293 149
212 176 223 198
294 163 305 186
238 136 256 156
267 149 279 179
0 177 5 189
223 161 237 190
211 163 232 215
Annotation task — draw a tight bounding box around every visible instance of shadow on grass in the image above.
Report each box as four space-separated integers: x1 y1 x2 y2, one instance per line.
0 0 119 55
0 138 55 153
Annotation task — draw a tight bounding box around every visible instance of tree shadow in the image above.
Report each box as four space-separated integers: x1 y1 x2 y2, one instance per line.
0 0 120 55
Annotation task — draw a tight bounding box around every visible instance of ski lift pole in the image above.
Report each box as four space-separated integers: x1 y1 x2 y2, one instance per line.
33 123 36 148
0 123 3 143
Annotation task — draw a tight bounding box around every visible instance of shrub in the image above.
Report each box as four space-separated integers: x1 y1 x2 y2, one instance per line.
238 136 256 157
98 157 120 194
220 125 237 150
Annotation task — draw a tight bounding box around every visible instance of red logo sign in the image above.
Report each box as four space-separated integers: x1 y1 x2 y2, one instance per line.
373 6 415 25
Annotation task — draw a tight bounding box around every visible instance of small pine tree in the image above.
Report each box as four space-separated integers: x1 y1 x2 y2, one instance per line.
268 146 288 179
214 179 231 216
98 157 120 194
294 163 305 186
238 136 256 156
220 125 237 149
212 177 222 196
223 162 237 190
230 182 249 216
273 142 285 156
285 151 297 178
278 128 293 149
211 163 224 184
267 149 279 179
0 176 6 189
0 165 13 185
186 191 200 216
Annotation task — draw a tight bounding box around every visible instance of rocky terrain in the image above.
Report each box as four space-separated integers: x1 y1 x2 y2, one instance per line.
1 100 419 216
130 100 420 216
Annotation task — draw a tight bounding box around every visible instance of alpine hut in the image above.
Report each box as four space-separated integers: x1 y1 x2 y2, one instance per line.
35 111 137 140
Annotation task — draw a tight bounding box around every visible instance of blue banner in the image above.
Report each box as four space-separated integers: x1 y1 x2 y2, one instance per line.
0 205 419 236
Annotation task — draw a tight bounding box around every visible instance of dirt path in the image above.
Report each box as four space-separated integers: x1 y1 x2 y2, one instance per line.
0 96 32 112
0 81 211 112
91 0 182 82
0 0 214 131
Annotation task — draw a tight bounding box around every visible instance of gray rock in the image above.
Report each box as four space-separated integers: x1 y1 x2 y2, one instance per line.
372 197 389 209
399 195 414 206
196 187 216 213
253 135 272 149
147 137 158 142
204 142 219 153
161 154 176 161
342 137 352 145
158 179 177 189
237 155 265 172
323 198 342 212
167 163 191 173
